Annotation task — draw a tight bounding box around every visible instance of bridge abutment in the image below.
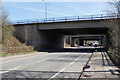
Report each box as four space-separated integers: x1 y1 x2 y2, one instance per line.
14 25 64 51
37 31 64 51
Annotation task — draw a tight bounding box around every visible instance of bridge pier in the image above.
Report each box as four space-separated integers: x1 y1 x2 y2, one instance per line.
79 39 84 46
105 33 111 49
37 31 64 51
65 35 71 44
14 25 65 51
71 38 75 47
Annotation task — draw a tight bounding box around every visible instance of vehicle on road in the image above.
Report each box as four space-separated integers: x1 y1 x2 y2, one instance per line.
93 41 99 47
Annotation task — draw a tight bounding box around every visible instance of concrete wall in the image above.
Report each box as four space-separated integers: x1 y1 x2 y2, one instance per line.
37 31 64 51
14 24 38 46
14 24 64 51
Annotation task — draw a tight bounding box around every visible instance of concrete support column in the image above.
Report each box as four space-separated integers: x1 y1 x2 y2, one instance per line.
101 37 103 46
104 35 107 47
102 36 106 47
84 40 87 46
79 39 84 46
71 38 75 47
76 38 80 46
105 33 111 49
65 35 70 44
99 36 103 47
38 31 64 51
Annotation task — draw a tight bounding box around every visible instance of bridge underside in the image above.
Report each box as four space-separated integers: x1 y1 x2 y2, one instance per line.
40 28 108 35
14 26 109 51
36 28 108 51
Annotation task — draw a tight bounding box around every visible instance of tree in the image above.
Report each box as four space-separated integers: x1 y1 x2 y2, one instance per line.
25 26 28 44
0 2 14 45
0 2 2 43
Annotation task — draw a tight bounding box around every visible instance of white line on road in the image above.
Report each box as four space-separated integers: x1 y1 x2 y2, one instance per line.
50 68 65 78
64 53 70 54
69 58 78 66
51 56 81 78
38 59 47 62
0 67 20 74
69 61 74 65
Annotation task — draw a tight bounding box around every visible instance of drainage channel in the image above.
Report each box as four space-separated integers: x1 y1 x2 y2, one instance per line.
78 51 94 80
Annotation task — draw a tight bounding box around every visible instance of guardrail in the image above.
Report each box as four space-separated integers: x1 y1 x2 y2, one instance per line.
13 14 119 24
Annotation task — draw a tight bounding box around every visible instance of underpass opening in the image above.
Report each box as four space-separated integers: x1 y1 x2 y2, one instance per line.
64 34 107 52
37 28 108 52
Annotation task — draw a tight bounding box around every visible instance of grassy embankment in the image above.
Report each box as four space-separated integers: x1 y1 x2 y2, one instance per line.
1 25 36 57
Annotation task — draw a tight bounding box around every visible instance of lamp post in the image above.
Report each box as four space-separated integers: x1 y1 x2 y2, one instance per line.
42 0 47 20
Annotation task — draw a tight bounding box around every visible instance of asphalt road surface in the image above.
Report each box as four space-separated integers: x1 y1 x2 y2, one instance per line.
1 52 92 79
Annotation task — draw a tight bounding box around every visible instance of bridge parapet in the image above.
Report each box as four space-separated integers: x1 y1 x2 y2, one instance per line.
13 14 119 25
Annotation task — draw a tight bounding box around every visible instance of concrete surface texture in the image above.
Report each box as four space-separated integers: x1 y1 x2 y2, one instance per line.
1 52 120 79
14 25 65 51
37 19 107 30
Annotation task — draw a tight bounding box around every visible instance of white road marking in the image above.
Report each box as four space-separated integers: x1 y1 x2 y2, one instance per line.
0 71 9 74
51 56 81 78
69 58 78 66
64 53 70 54
38 59 47 62
70 61 74 65
0 67 20 74
51 68 65 78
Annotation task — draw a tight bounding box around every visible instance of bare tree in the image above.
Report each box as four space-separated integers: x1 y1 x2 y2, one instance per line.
25 26 28 44
0 1 2 55
0 2 14 45
0 2 2 44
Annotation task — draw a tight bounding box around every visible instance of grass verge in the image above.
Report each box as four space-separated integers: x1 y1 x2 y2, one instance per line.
0 51 38 57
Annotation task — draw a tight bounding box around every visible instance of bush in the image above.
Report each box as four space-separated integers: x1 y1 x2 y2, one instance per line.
107 50 120 66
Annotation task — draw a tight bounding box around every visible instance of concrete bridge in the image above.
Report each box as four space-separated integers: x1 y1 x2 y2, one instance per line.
13 15 119 51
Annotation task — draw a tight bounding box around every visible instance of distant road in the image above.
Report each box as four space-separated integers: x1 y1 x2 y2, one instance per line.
1 52 92 79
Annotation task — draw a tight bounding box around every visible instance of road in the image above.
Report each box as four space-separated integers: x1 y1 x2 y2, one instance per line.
1 52 92 79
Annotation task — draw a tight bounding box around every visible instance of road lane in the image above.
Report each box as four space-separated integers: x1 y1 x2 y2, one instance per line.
1 52 92 78
2 53 59 70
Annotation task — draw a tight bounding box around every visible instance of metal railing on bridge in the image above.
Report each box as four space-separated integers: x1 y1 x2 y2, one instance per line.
13 14 120 24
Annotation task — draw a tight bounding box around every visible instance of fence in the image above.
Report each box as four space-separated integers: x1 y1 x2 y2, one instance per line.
13 14 119 24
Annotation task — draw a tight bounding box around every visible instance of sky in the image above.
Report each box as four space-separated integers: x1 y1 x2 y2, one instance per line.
2 1 110 23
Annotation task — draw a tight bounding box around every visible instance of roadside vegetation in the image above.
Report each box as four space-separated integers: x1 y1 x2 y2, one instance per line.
1 7 35 57
106 0 120 66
